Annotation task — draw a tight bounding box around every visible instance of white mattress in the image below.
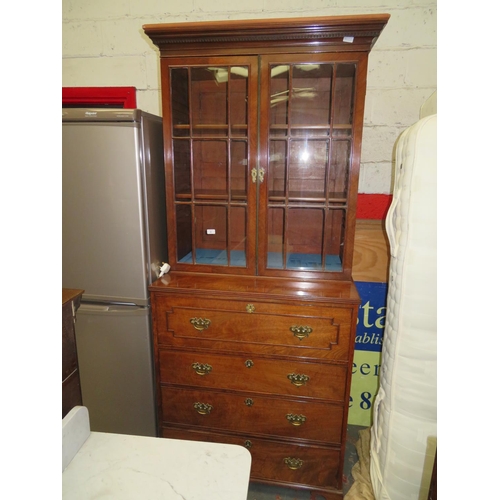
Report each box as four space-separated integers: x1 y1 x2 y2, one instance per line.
370 112 437 500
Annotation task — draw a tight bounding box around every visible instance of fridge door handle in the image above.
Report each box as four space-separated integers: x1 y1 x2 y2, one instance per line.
79 303 148 315
79 303 111 313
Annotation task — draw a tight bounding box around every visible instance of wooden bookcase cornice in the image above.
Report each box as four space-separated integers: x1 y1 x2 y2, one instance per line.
143 14 390 56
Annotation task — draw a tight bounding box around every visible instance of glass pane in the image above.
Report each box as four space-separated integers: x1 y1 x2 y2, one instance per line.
290 64 333 128
194 205 228 265
268 140 286 200
329 140 351 201
176 205 193 263
170 68 190 137
192 67 228 137
290 128 329 138
333 64 356 125
289 140 328 201
270 65 289 137
229 207 246 267
230 67 249 137
286 208 323 270
267 207 284 269
325 209 345 271
173 139 191 199
230 141 247 200
193 140 227 199
332 128 352 140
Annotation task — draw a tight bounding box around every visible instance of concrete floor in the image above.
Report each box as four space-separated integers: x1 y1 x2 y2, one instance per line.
246 425 366 500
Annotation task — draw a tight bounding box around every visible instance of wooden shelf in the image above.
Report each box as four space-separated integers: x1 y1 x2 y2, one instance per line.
173 124 248 130
175 190 247 201
270 124 352 130
268 191 347 203
173 124 350 131
175 190 346 204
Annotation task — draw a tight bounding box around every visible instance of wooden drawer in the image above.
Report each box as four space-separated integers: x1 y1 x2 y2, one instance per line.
153 295 354 361
161 426 342 490
62 371 82 419
159 349 347 402
161 386 344 444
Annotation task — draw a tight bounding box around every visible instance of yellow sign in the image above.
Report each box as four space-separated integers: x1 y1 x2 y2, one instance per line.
348 350 382 426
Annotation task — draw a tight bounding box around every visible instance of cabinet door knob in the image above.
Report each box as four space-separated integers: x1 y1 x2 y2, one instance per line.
290 325 312 340
245 359 254 368
287 373 309 387
244 440 253 449
190 317 211 331
244 398 254 407
191 362 212 376
193 402 213 415
284 457 303 470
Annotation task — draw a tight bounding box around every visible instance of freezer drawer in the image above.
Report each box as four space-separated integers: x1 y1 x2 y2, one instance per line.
74 303 157 437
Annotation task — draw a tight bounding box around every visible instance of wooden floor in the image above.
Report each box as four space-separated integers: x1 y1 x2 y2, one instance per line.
246 425 366 499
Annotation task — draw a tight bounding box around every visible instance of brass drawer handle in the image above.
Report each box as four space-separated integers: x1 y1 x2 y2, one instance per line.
193 402 213 415
191 362 212 376
286 413 307 426
246 304 255 313
287 373 310 387
290 325 312 340
190 317 211 331
245 359 254 368
244 398 254 407
284 457 303 470
244 440 253 449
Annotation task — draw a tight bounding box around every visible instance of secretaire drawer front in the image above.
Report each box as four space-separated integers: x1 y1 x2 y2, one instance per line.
159 349 347 402
155 296 354 361
161 427 341 489
161 386 344 444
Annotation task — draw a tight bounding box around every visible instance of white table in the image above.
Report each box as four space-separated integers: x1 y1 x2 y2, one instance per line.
62 407 252 499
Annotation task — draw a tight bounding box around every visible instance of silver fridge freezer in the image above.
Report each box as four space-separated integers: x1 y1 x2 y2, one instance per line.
62 108 167 437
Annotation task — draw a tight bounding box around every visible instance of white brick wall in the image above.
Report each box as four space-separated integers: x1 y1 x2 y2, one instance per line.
62 0 437 194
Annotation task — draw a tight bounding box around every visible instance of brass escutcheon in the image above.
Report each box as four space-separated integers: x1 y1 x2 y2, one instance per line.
284 457 303 470
245 359 254 368
191 362 212 376
250 168 265 184
190 317 211 331
246 304 255 313
286 413 307 426
287 373 310 387
244 398 254 407
251 168 257 184
193 402 213 415
290 325 313 340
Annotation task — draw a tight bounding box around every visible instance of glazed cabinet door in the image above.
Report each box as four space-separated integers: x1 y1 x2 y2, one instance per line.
257 53 367 280
162 56 259 275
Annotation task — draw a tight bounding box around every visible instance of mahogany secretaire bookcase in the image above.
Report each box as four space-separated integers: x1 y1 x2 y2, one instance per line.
144 14 389 499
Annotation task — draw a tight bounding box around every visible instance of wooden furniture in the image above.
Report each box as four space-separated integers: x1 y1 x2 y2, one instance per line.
427 451 437 500
62 288 84 418
352 219 390 283
144 15 389 500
